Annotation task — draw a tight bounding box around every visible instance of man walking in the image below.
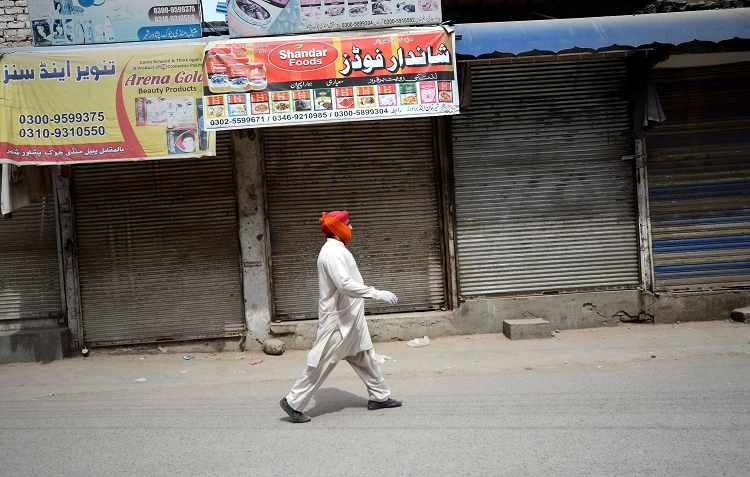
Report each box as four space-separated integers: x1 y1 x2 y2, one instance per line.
280 210 402 423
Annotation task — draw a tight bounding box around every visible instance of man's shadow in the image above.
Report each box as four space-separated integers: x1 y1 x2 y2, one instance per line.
280 388 368 422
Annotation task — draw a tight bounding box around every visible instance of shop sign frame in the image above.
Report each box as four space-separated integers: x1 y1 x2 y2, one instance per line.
28 0 202 47
227 0 441 38
1 41 215 165
202 26 459 130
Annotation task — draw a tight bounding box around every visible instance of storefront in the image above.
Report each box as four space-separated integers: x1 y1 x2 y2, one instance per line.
0 40 249 346
450 59 640 297
447 9 750 300
646 61 750 291
5 7 750 355
70 132 245 346
262 119 448 320
202 28 459 321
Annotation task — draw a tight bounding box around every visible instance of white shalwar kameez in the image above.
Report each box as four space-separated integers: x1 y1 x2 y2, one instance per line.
285 238 391 411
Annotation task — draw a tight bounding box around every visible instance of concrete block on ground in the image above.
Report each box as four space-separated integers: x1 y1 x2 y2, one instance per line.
263 339 285 355
0 327 69 364
731 307 750 323
503 318 552 340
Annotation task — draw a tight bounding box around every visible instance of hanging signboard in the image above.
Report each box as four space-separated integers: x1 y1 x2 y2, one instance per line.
0 41 215 165
202 27 458 130
227 0 441 38
29 0 202 47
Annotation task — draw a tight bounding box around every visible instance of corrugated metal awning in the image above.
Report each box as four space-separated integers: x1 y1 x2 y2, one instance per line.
454 9 750 59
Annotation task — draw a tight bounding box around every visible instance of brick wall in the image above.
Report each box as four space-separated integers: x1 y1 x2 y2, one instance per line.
0 0 31 48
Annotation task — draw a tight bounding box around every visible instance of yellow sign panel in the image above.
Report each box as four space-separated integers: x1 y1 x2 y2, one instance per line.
1 40 214 165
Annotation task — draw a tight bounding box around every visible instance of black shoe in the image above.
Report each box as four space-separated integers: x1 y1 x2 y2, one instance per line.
280 398 312 423
367 398 403 410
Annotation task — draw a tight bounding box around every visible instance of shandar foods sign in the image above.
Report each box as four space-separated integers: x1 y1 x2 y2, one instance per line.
202 27 458 130
271 42 338 70
0 41 215 165
29 0 202 46
228 0 441 39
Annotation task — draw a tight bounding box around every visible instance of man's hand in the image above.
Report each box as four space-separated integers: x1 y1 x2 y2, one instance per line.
376 290 398 305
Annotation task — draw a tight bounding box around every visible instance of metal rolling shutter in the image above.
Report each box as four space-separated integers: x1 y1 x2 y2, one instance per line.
0 195 62 321
647 63 750 291
72 133 244 346
451 60 639 297
263 119 446 320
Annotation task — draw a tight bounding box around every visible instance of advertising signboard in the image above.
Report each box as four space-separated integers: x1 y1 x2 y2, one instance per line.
29 0 203 46
202 27 458 130
227 0 441 38
1 41 215 165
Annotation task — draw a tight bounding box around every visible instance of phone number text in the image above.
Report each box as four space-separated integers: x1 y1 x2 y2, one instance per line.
18 126 107 139
18 112 106 125
209 108 399 127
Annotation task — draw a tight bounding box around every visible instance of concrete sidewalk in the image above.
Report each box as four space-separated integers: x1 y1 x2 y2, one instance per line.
1 320 749 401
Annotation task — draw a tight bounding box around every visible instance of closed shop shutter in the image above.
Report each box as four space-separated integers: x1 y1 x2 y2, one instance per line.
451 60 639 297
263 119 446 320
72 133 245 346
647 63 750 291
0 195 62 321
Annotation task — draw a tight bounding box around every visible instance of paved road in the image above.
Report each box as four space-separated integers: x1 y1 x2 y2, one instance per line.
2 353 749 476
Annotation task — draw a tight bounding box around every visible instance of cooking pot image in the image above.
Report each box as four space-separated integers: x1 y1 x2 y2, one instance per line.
232 0 289 27
78 0 105 7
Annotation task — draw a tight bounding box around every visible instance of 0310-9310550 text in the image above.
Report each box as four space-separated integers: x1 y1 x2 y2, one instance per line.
18 126 107 139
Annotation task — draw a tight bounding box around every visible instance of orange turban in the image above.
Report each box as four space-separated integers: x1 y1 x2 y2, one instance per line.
319 210 351 245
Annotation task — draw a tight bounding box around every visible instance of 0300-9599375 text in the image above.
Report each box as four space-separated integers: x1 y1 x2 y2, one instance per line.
18 112 106 125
